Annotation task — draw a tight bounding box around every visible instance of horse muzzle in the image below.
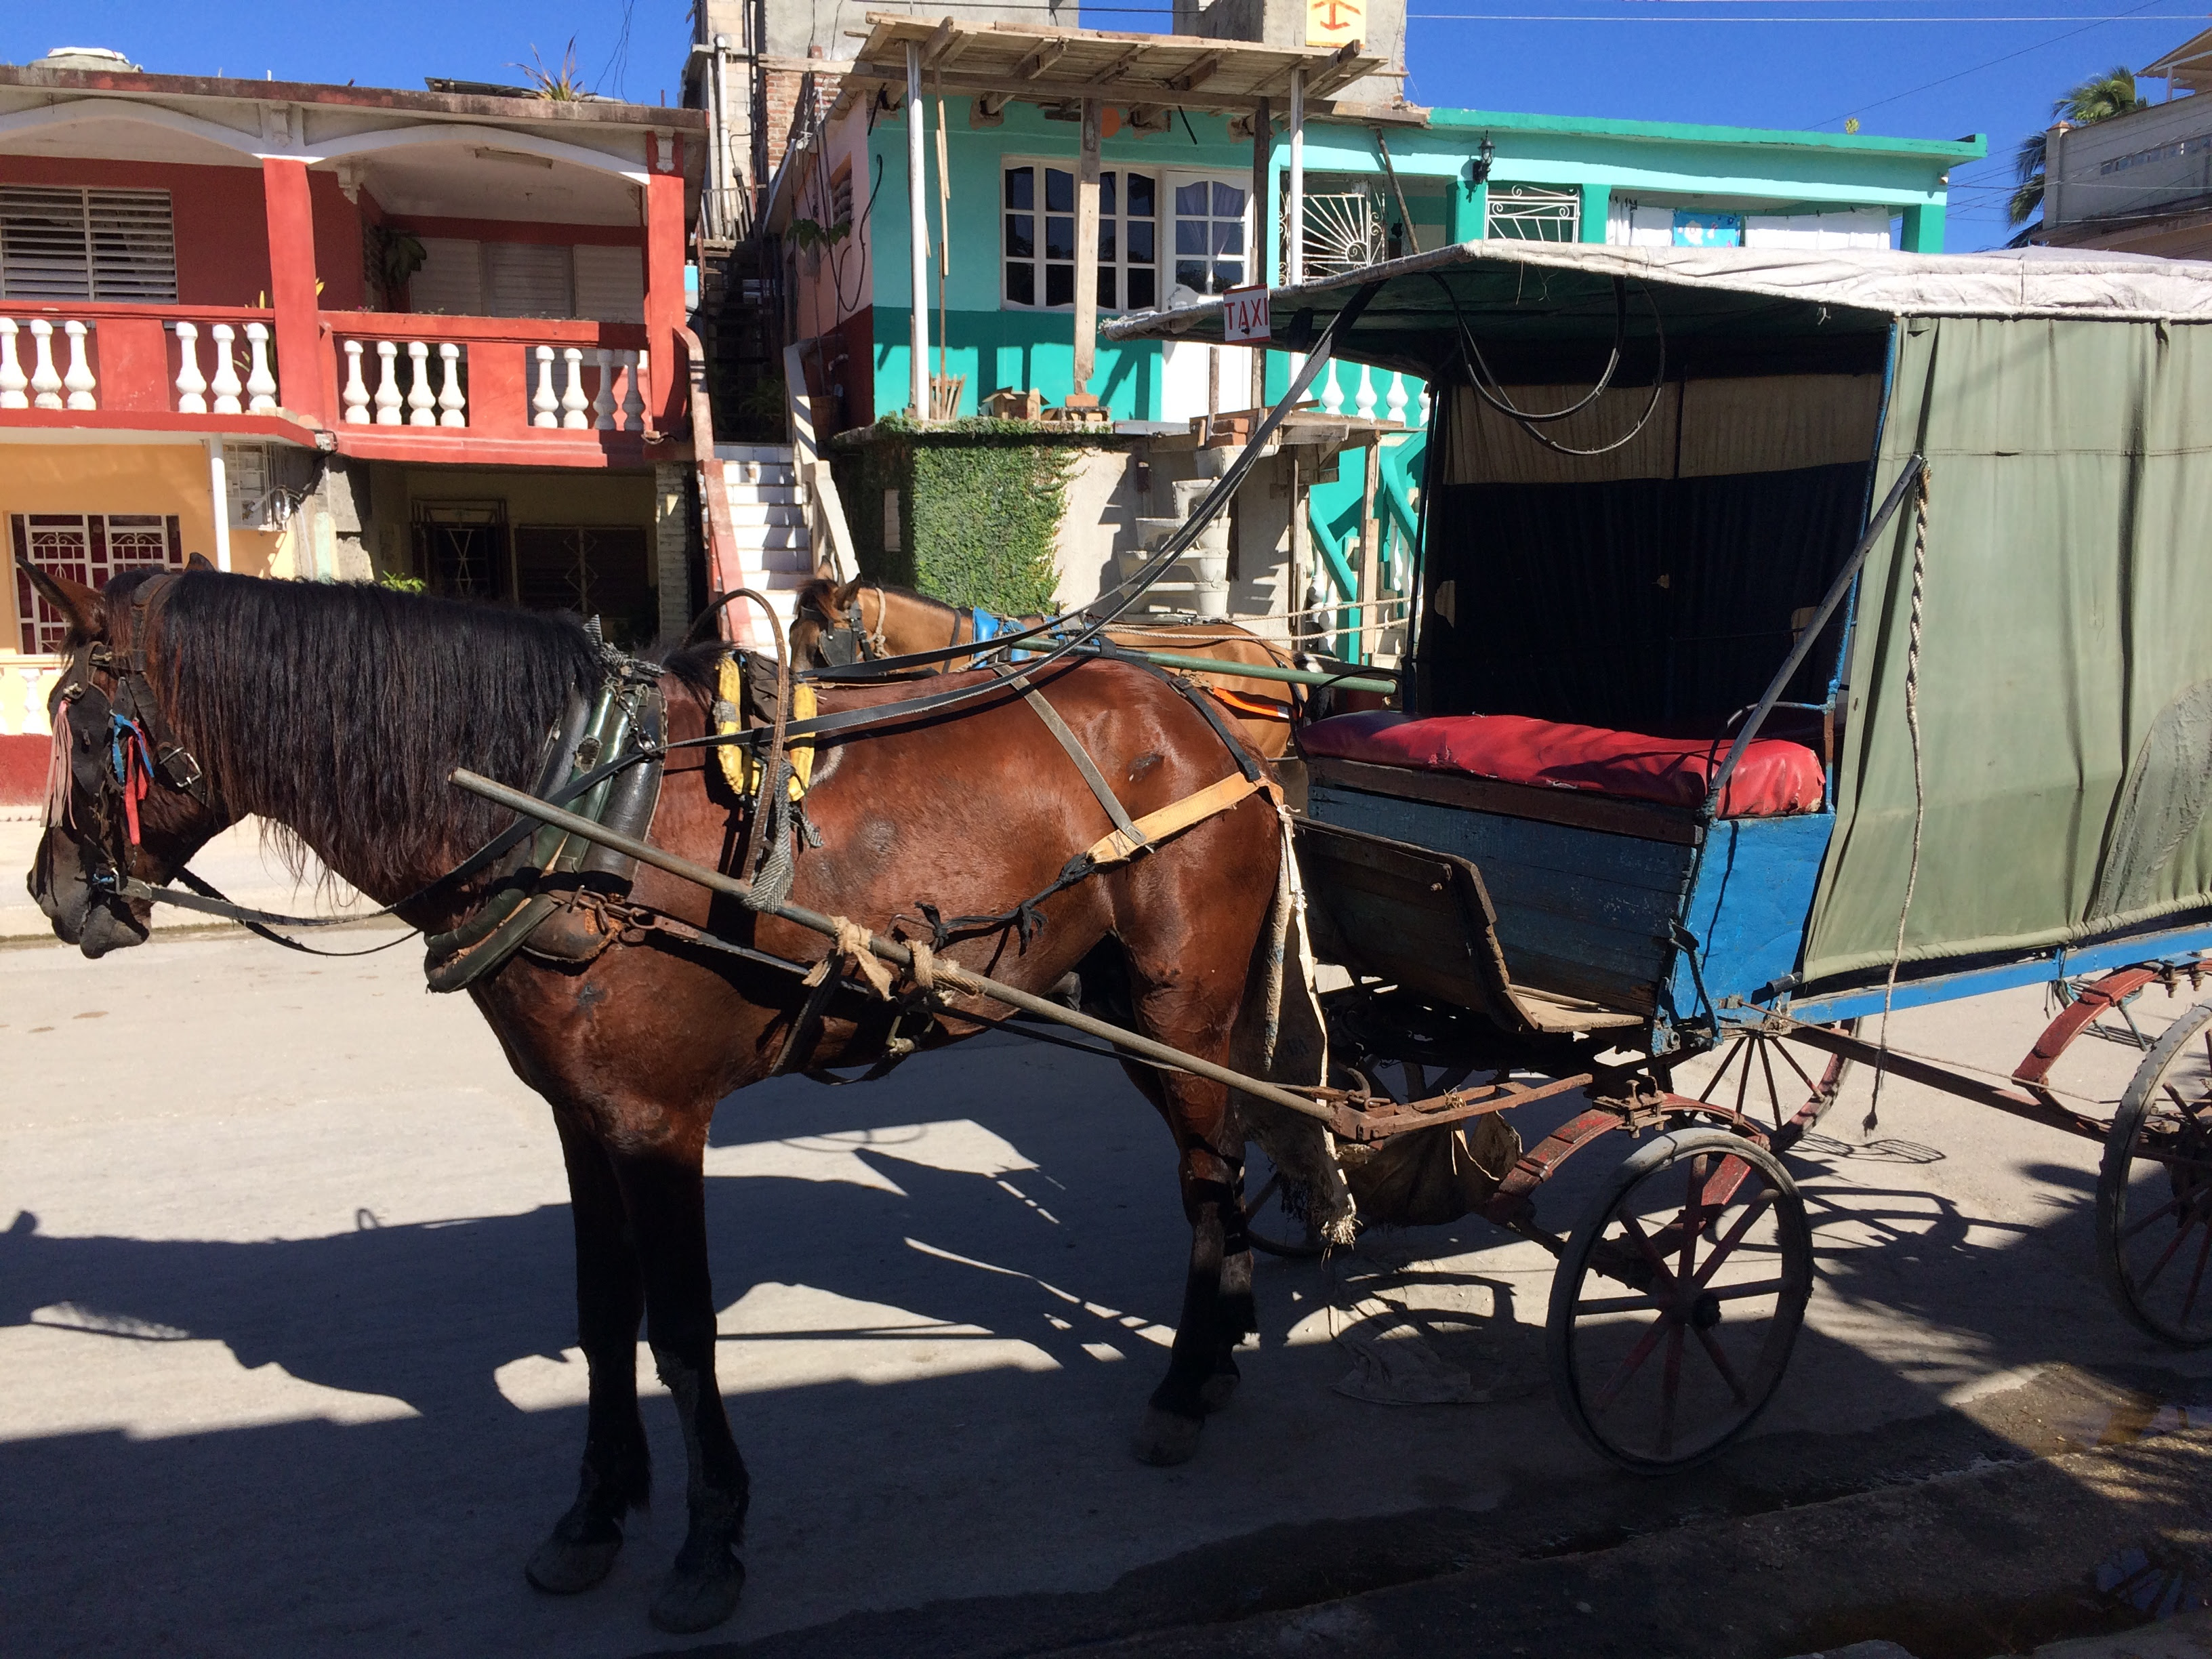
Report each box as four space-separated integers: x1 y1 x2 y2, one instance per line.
28 830 150 957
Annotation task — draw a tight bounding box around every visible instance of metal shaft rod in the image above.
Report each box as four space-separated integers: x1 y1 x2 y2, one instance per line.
449 768 1338 1125
1119 649 1397 694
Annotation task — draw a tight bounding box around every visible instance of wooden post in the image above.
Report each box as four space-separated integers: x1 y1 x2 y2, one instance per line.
907 40 929 419
1287 70 1305 287
1249 96 1271 411
1357 436 1380 666
1071 96 1103 402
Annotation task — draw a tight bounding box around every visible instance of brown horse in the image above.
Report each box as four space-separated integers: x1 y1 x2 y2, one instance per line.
788 576 1300 760
22 563 1291 1635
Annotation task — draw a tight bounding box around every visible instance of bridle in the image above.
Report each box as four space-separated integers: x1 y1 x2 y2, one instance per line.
801 583 887 668
43 572 218 886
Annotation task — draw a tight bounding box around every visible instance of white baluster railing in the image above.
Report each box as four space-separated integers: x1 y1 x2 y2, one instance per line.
1354 363 1377 421
243 322 277 414
5 660 62 739
621 350 646 433
404 342 435 426
1385 370 1408 426
532 346 560 428
28 319 64 409
560 347 589 430
175 323 208 413
592 347 617 430
436 344 466 427
0 319 25 409
373 341 403 425
61 321 98 409
341 340 370 423
1418 383 1433 428
209 324 244 415
1319 357 1344 417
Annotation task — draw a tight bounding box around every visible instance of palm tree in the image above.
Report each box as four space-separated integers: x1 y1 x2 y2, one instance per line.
2011 66 2148 227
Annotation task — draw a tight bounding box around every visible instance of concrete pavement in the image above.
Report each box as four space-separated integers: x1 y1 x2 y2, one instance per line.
3 922 2211 1657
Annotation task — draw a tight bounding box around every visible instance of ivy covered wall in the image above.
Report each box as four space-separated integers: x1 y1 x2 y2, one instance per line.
830 417 1118 616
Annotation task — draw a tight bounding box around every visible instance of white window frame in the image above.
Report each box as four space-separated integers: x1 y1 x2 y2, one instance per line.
1165 171 1254 300
999 158 1168 314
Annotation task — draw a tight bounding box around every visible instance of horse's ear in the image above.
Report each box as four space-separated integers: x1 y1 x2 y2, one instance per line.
185 551 216 573
16 559 106 638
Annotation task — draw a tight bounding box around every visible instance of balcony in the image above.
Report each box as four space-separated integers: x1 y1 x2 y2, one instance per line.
0 301 670 466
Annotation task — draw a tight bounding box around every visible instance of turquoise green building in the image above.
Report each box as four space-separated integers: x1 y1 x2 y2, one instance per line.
767 73 1981 428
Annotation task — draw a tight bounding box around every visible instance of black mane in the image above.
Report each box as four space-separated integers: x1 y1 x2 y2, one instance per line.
148 573 605 897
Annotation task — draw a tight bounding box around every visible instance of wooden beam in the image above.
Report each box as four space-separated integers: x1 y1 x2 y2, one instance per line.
1071 96 1102 398
1170 50 1226 93
1304 42 1368 100
1016 39 1069 80
1093 43 1150 83
917 17 958 67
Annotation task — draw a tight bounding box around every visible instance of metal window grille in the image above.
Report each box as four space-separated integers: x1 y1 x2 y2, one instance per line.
1486 186 1580 245
9 513 182 653
1001 164 1159 312
0 186 177 302
1289 187 1387 279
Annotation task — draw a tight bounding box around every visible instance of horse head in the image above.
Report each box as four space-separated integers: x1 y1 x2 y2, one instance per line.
789 576 881 668
20 556 232 958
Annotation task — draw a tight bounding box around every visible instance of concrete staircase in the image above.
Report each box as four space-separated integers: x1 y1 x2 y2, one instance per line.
712 443 814 637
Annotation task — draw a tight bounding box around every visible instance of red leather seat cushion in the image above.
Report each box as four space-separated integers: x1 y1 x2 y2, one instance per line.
1300 712 1824 817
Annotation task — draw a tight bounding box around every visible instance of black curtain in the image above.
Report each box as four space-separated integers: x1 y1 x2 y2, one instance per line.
1416 462 1865 735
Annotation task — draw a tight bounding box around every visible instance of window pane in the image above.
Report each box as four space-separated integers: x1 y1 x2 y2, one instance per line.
1175 182 1208 216
1100 173 1117 217
1099 220 1117 262
1045 263 1073 307
1098 268 1116 310
1006 213 1034 260
1005 167 1032 209
1046 169 1073 212
1212 182 1245 217
1212 222 1244 255
1212 260 1243 289
1127 268 1156 310
1174 259 1208 292
1175 220 1206 256
1128 173 1155 218
1007 262 1035 306
1127 221 1155 263
1045 216 1075 261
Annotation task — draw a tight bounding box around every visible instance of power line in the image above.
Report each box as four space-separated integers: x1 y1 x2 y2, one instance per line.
1810 0 2178 125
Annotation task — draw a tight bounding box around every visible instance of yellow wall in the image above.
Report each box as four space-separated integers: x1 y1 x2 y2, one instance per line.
0 443 281 654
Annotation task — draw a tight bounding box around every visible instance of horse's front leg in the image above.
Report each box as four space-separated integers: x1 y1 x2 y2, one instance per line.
528 1109 651 1595
1134 1098 1252 1467
608 1124 750 1635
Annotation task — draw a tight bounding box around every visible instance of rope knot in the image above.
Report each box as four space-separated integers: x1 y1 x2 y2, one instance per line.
802 915 895 1000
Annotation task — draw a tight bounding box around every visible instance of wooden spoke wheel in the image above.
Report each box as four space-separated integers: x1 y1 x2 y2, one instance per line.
1691 1021 1857 1139
2097 998 2212 1347
1547 1128 1813 1472
1242 1160 1327 1258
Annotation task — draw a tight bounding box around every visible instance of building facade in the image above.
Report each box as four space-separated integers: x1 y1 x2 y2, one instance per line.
0 52 705 800
2036 26 2212 260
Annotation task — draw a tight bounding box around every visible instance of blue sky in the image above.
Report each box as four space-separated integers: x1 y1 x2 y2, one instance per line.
2 1 2203 248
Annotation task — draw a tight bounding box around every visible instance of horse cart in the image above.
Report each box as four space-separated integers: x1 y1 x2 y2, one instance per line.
1092 242 2212 1469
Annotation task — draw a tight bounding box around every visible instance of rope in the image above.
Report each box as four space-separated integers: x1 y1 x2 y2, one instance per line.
1866 466 1932 1136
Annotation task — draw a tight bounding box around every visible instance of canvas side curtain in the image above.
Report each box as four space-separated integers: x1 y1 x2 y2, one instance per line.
1803 316 2212 985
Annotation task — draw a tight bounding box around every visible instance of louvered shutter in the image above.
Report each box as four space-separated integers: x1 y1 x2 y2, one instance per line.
571 245 643 322
484 242 572 319
407 237 485 315
0 186 173 302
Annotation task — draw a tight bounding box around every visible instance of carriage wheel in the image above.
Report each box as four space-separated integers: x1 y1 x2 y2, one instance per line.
1242 1166 1327 1258
1692 1021 1857 1138
2097 998 2212 1348
1547 1128 1813 1472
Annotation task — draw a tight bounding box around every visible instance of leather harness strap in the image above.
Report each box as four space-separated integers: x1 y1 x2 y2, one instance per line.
1081 773 1271 868
992 666 1147 855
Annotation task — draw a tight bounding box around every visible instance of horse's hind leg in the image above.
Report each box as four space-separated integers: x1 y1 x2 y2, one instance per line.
527 1111 652 1595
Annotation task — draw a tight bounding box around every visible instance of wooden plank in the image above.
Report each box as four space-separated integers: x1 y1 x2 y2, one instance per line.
1307 755 1704 845
1310 787 1692 893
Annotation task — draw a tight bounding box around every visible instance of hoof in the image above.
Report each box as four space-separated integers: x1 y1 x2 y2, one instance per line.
525 1530 623 1596
1132 1406 1204 1467
650 1551 745 1635
1199 1355 1241 1414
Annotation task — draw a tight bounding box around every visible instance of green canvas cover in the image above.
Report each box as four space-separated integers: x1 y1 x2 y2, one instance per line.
1803 316 2212 985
